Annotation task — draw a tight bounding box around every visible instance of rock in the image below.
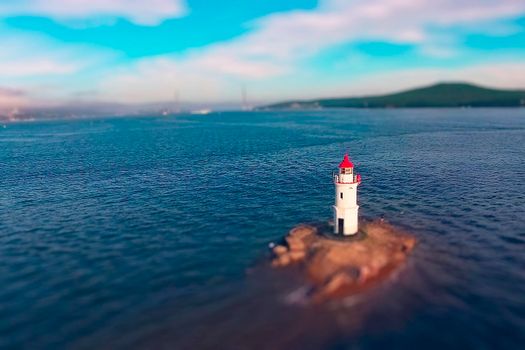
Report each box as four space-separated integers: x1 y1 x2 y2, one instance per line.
288 250 306 262
272 245 288 256
276 254 291 267
289 225 316 239
271 220 416 302
286 236 306 252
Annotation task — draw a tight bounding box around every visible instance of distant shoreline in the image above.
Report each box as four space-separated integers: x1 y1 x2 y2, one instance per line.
2 104 525 123
257 105 525 111
259 82 525 110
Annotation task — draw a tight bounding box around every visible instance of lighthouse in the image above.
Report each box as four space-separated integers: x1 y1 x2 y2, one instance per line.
333 154 361 235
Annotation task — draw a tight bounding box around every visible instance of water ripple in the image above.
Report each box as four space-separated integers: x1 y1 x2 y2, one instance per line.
1 109 524 349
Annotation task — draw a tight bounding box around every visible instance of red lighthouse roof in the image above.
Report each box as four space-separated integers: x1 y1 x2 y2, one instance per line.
338 154 354 168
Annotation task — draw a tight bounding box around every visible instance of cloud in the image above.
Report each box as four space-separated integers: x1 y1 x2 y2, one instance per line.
0 87 25 97
0 0 187 25
0 28 120 108
2 0 525 106
0 87 28 108
0 59 78 77
100 54 283 104
97 0 525 104
0 27 117 77
100 58 220 103
227 0 525 61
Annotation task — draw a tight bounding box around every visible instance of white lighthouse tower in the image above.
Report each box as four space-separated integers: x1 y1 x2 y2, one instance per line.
333 154 361 235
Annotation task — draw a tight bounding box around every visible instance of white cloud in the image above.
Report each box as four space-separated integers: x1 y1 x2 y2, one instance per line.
0 0 187 25
0 87 27 109
228 0 525 61
0 31 114 77
98 0 525 104
0 29 120 108
101 58 222 103
0 59 78 77
100 52 286 103
2 0 525 106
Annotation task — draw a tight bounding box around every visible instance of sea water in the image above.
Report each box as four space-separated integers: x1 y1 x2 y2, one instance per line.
1 109 524 349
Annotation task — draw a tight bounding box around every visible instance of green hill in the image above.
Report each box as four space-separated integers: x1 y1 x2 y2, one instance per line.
261 83 525 109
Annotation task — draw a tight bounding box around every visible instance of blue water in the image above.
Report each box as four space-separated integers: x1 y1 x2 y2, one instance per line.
1 109 524 349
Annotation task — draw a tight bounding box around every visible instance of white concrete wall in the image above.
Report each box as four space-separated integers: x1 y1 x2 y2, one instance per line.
333 182 359 235
333 206 359 235
334 183 357 208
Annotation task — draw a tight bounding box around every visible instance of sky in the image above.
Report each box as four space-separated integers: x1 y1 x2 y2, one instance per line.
1 0 525 109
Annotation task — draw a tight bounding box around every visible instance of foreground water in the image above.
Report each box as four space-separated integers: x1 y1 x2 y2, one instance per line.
1 109 524 349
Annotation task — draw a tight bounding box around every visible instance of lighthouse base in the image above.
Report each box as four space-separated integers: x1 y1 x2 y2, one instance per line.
333 205 359 235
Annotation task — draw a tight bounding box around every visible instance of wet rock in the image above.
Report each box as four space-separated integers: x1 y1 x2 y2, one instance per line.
272 245 288 256
289 225 316 239
288 250 306 262
271 220 416 302
286 236 306 252
272 253 292 267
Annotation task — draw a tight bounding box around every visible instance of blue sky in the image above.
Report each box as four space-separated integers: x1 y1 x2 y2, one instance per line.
1 0 525 108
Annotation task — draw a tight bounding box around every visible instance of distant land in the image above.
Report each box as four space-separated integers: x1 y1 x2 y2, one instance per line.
260 83 525 109
0 101 238 122
3 82 525 122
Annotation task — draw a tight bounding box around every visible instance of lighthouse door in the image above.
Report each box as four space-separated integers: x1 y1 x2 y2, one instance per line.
338 219 344 234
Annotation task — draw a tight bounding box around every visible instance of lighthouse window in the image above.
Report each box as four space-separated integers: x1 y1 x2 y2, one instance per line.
340 192 343 199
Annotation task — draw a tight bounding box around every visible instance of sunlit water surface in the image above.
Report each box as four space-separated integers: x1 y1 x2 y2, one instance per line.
1 109 524 349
